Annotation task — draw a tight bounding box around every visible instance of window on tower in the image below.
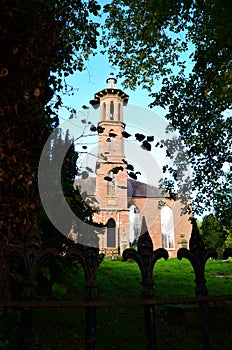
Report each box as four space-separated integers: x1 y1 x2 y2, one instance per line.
103 102 106 120
107 171 115 196
118 103 121 120
110 101 114 120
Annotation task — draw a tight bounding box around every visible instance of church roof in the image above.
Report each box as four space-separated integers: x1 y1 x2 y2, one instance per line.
128 179 164 198
75 177 96 197
75 177 164 199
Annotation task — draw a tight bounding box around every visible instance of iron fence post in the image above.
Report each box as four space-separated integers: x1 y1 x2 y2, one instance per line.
19 307 33 350
67 245 104 350
178 218 217 350
123 219 168 350
8 228 57 350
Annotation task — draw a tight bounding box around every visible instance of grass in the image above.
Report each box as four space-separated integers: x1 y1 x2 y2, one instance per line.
96 258 231 300
28 258 232 349
55 257 232 301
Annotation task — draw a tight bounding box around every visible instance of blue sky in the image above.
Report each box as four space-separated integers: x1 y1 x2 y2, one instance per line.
57 11 193 191
59 53 165 122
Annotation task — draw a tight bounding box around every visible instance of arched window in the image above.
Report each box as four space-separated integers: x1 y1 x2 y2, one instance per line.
110 101 114 120
161 206 175 249
107 171 115 196
103 102 106 120
107 218 116 247
129 205 140 243
118 103 121 120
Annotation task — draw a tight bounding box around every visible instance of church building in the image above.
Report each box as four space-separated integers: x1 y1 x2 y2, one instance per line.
78 73 191 258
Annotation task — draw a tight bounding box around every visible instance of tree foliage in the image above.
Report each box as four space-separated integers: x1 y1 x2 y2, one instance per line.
0 0 100 243
200 214 228 258
40 128 98 252
102 0 232 215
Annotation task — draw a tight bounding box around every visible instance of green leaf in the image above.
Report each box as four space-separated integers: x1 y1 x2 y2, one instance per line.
40 266 51 281
52 282 67 299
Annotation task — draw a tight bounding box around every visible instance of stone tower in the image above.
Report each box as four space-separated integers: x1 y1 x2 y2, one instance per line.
90 73 130 254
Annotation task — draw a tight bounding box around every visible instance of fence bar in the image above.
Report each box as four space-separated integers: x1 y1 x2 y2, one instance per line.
85 302 97 350
198 302 211 350
67 246 104 350
123 221 168 350
8 228 57 350
143 304 156 350
19 308 32 350
178 219 218 350
1 294 232 308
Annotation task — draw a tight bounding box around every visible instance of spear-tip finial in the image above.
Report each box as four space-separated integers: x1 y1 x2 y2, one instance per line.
106 72 117 88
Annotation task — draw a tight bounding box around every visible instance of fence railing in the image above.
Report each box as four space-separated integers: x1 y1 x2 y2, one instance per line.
3 219 232 350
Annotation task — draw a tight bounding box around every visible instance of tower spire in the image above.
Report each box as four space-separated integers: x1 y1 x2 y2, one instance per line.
106 72 117 88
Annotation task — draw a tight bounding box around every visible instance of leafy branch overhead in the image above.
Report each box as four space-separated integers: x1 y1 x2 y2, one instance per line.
79 124 158 181
102 0 232 215
0 0 101 242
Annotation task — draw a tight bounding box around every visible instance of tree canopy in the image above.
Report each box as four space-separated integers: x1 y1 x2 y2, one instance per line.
102 0 232 215
200 214 228 258
0 0 101 243
40 128 100 252
1 0 231 247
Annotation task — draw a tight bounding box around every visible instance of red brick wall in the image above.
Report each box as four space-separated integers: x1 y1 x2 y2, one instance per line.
128 197 191 257
94 209 130 253
93 196 191 258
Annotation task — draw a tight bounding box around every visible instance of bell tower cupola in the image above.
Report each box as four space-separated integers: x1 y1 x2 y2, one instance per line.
90 72 129 124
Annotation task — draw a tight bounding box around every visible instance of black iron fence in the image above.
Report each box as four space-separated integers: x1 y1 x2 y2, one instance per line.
2 219 232 350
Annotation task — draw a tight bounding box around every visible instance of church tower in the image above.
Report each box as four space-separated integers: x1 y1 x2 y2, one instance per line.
90 73 130 254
